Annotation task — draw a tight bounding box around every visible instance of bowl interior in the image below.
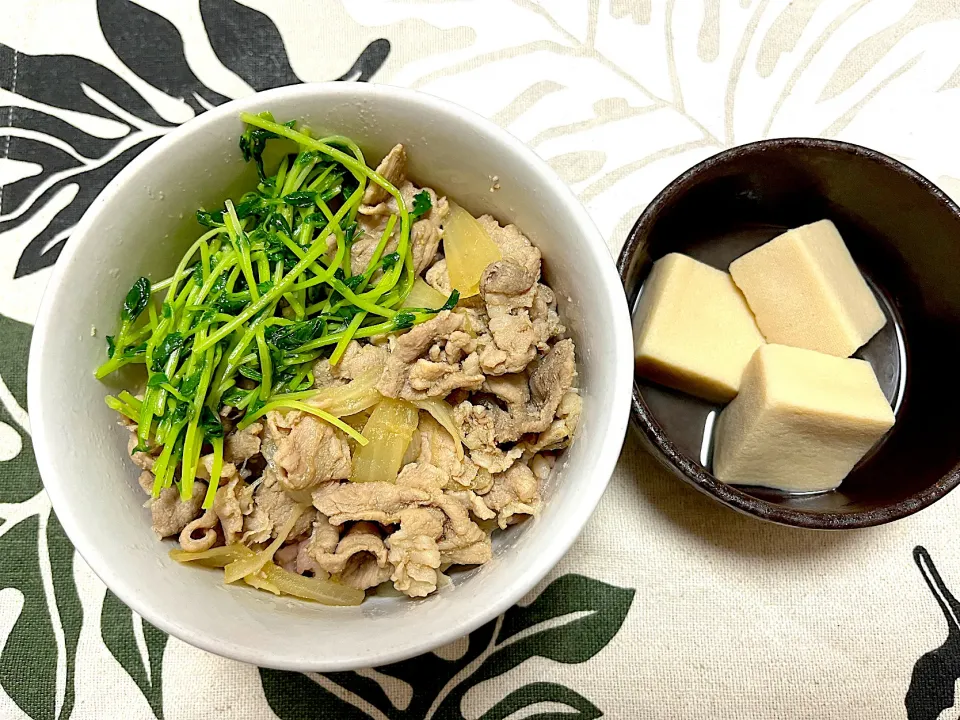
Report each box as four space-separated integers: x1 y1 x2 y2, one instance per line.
29 84 631 669
619 138 960 526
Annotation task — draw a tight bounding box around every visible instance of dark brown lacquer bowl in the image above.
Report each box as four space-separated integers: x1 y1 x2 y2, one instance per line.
618 138 960 529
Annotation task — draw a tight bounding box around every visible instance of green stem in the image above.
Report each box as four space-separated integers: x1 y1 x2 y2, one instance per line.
255 326 272 402
330 312 365 365
224 200 259 303
237 399 367 444
195 226 335 353
105 395 139 423
202 436 224 510
277 235 394 318
179 339 216 501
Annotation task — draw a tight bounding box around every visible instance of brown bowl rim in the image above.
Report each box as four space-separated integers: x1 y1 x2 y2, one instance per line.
616 136 960 529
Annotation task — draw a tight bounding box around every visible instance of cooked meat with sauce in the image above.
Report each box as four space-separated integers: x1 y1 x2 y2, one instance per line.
98 115 579 605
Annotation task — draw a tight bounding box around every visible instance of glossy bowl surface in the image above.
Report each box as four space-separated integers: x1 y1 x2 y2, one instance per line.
618 137 960 529
28 82 633 670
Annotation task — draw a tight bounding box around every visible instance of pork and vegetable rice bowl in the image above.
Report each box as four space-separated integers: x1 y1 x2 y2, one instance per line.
97 112 581 606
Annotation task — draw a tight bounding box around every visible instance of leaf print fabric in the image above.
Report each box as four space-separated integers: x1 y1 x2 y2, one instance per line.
0 314 39 503
100 592 167 720
3 1 960 718
0 0 392 279
0 515 81 720
260 575 634 720
907 547 960 720
99 0 230 112
200 0 303 91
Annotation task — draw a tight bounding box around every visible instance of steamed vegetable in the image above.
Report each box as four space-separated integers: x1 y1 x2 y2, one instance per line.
242 569 281 595
350 398 419 483
223 504 305 584
442 202 502 297
402 277 447 310
170 544 256 568
261 562 364 605
308 367 383 417
95 111 459 502
170 508 361 605
415 398 464 460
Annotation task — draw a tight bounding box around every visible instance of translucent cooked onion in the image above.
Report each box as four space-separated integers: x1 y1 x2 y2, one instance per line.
223 505 306 584
415 398 464 460
443 202 502 298
173 543 361 604
262 562 364 606
169 544 257 568
402 277 447 310
308 367 382 418
243 569 281 595
350 398 419 483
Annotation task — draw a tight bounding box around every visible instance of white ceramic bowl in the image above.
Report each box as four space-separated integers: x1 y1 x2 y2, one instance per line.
28 83 633 671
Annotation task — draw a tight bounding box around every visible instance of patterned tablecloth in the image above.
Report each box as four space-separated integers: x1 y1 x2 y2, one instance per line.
2 1 960 718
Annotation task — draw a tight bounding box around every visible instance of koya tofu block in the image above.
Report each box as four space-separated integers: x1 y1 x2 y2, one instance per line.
633 253 765 403
729 219 886 357
713 344 895 492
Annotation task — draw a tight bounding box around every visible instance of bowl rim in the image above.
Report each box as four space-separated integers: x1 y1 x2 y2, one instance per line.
617 136 960 530
27 81 634 669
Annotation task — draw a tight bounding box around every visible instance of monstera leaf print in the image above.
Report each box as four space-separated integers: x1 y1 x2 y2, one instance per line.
0 0 389 283
907 547 960 720
100 591 168 720
368 0 960 245
0 2 386 718
0 314 82 720
260 574 634 719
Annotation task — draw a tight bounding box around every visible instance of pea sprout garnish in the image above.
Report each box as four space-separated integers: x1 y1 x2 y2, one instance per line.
98 111 457 505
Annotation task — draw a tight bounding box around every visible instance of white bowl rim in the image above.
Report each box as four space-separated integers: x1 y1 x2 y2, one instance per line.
28 81 633 671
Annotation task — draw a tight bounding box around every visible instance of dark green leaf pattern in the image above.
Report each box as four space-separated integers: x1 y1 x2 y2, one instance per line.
480 682 601 720
0 314 39 504
0 303 82 717
4 139 158 278
261 575 636 719
0 135 82 217
0 43 171 127
97 0 229 114
0 312 77 720
0 317 82 720
434 575 635 718
261 670 375 720
47 514 81 720
101 591 168 720
496 573 633 662
0 514 81 720
200 0 302 91
0 517 56 720
1 0 390 277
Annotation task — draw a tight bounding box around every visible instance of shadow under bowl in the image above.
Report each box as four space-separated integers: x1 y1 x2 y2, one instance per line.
618 137 960 529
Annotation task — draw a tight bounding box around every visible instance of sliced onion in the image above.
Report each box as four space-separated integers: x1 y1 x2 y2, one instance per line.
401 277 447 309
415 397 464 460
223 505 306 584
243 569 281 595
308 367 382 418
350 398 419 483
262 562 364 606
170 544 256 568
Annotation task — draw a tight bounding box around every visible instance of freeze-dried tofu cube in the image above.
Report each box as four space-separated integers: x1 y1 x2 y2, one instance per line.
729 220 885 357
713 344 895 492
633 253 764 403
